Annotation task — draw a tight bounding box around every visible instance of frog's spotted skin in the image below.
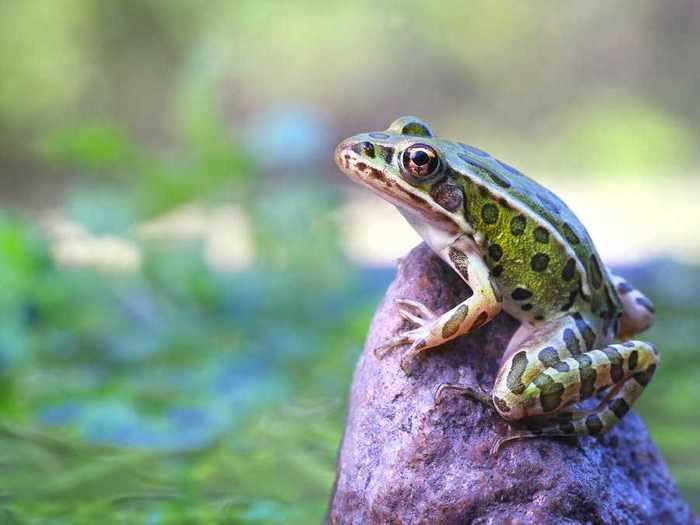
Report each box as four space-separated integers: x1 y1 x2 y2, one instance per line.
335 116 658 453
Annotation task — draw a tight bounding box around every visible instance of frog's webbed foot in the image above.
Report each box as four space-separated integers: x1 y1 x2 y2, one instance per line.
434 382 492 407
372 330 429 374
372 299 437 368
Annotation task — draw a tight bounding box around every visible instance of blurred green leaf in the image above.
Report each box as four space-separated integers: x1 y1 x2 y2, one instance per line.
40 123 139 172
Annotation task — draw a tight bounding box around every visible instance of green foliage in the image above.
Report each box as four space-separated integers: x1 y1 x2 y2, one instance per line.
0 196 369 522
42 116 251 227
0 96 370 520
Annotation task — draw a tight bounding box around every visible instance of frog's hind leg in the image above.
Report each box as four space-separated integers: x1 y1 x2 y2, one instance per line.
492 339 658 455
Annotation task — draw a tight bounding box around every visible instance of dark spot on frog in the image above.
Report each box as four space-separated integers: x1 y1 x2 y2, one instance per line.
488 243 503 261
562 258 576 281
431 181 463 212
610 398 630 419
449 247 469 280
533 226 549 244
510 215 526 236
498 197 511 208
401 122 432 137
585 415 603 435
572 312 596 350
487 170 512 189
628 350 639 370
563 328 580 354
478 185 490 198
378 145 394 164
511 287 533 301
554 361 570 372
575 353 597 399
530 253 550 272
534 373 564 412
561 222 580 245
538 346 559 367
352 141 375 158
506 351 529 394
560 289 578 311
633 363 656 386
492 264 503 277
481 203 499 224
442 304 469 338
521 303 533 311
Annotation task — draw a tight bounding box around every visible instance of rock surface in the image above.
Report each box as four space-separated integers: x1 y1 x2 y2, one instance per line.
328 243 697 525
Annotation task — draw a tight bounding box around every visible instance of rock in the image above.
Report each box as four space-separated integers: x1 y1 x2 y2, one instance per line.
327 243 697 525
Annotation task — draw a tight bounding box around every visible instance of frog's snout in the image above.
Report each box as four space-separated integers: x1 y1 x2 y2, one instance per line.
334 139 364 182
334 139 357 169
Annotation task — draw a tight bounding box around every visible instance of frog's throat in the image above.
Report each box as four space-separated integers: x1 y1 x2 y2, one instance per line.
398 208 463 253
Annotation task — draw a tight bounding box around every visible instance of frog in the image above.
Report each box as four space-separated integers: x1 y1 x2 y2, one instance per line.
335 116 658 453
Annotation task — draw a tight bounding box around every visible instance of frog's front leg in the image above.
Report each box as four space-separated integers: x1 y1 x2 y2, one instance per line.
375 236 502 373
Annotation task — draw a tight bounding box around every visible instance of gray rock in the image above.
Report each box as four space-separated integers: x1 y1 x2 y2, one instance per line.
328 243 697 525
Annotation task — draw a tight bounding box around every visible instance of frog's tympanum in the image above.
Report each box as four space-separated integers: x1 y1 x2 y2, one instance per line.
335 117 658 453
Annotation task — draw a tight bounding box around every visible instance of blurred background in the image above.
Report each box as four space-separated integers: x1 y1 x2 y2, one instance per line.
0 1 698 522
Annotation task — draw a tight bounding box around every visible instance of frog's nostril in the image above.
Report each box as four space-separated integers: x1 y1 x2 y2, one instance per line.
335 141 352 159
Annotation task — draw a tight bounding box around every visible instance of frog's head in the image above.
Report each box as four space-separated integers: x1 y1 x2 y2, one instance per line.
335 116 469 235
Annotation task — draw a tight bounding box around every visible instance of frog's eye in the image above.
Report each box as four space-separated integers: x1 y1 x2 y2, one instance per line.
400 144 442 183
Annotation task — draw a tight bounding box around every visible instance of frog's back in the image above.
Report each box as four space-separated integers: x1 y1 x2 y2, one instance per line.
444 141 621 325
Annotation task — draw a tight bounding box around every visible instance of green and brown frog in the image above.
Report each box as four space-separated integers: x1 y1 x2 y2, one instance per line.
335 116 658 452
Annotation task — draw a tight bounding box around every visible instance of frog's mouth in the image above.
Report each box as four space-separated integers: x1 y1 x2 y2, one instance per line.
335 140 465 235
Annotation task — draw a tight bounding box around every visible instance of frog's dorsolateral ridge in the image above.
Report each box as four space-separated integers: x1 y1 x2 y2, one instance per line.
335 116 658 452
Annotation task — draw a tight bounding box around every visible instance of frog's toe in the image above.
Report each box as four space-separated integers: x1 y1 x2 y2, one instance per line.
374 326 424 357
489 431 537 456
434 382 492 406
490 436 511 456
372 335 409 358
394 299 436 322
399 338 428 374
397 308 427 326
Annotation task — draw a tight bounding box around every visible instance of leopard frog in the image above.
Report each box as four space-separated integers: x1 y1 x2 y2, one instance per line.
335 116 658 453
